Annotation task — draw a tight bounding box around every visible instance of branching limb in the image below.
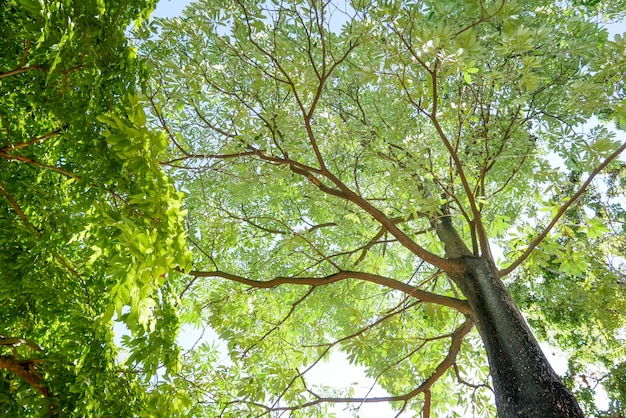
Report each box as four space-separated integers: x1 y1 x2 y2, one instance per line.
268 301 463 413
241 287 315 358
429 73 492 262
0 356 49 397
500 140 626 277
147 94 192 155
200 299 427 416
453 0 506 37
251 318 473 413
0 151 156 225
452 363 492 392
0 150 78 179
352 330 452 417
353 213 430 265
166 146 451 272
312 167 458 272
390 16 496 261
186 269 471 314
306 300 422 351
214 202 288 236
237 3 435 271
2 127 66 151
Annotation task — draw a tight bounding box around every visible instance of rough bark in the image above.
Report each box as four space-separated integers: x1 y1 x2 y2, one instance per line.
436 218 584 417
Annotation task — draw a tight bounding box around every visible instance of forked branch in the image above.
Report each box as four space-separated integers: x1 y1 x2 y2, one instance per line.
250 318 473 415
0 337 49 398
240 287 315 358
0 357 49 397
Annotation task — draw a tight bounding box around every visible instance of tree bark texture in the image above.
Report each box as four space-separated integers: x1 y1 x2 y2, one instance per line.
436 218 583 417
453 257 584 417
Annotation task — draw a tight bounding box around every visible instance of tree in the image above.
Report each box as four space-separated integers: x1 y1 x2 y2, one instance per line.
143 0 626 417
141 0 626 416
0 0 190 415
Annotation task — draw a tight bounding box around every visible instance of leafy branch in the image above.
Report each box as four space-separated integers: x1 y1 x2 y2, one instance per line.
240 287 316 359
500 139 626 277
249 318 473 417
0 65 47 79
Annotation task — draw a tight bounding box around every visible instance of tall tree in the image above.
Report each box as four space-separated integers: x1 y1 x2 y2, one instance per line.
0 0 190 415
144 0 626 417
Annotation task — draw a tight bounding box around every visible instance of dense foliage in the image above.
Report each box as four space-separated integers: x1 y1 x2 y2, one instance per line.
0 0 190 415
2 0 626 416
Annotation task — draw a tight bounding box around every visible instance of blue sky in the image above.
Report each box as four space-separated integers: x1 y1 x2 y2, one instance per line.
152 0 194 18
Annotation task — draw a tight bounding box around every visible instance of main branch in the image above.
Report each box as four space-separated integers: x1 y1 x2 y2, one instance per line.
187 269 471 314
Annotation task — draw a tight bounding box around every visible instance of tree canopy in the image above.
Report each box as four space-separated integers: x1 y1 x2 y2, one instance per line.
141 0 626 416
2 0 626 416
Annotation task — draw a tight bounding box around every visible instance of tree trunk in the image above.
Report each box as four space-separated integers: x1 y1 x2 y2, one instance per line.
436 218 583 417
453 257 584 417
